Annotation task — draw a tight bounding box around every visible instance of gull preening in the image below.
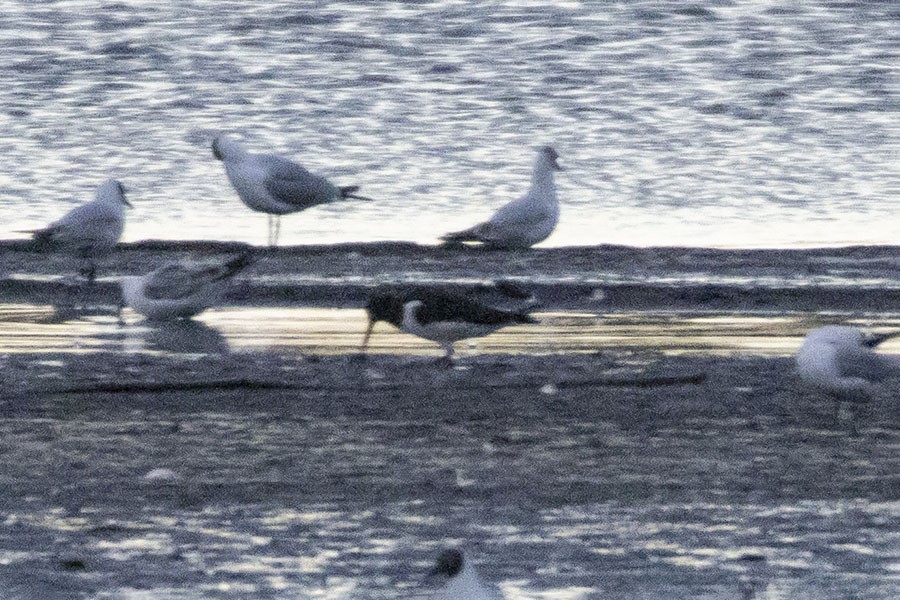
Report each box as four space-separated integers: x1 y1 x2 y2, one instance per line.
212 135 371 246
30 179 131 283
361 284 537 364
795 325 900 414
441 146 563 250
119 253 254 321
428 548 499 600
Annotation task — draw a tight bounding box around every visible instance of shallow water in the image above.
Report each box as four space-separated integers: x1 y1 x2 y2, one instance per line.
5 303 900 357
1 1 898 248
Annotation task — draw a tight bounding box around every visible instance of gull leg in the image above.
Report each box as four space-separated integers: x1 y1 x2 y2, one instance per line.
79 260 96 286
267 215 274 247
355 319 375 361
275 216 281 246
434 343 455 368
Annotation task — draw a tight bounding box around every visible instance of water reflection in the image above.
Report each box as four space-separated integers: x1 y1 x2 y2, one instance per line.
140 320 230 355
2 303 900 358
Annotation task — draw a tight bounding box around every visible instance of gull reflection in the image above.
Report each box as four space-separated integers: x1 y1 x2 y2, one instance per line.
142 320 230 355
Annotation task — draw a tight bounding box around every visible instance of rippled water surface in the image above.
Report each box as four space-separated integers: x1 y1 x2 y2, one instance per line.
5 304 900 357
1 1 898 247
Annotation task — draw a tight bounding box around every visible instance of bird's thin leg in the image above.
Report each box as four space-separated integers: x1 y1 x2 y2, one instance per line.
267 215 274 246
275 216 281 246
435 344 455 368
79 259 96 286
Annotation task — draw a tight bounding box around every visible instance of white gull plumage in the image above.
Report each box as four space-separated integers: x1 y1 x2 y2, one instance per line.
795 325 900 401
211 135 371 246
119 253 254 321
30 179 131 282
441 146 563 250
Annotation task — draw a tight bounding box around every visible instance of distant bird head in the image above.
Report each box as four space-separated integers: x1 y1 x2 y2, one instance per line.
540 145 564 171
118 275 143 319
99 179 132 207
360 288 407 353
211 135 243 162
804 325 865 349
429 548 464 579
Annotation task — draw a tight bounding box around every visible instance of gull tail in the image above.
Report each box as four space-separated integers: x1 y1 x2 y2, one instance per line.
440 223 486 244
210 252 256 282
29 226 59 251
515 310 539 325
340 185 373 202
863 330 900 348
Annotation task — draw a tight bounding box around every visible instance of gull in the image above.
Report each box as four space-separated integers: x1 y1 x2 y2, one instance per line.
29 179 131 283
441 146 563 250
795 325 900 418
211 134 371 246
428 548 499 600
119 253 254 321
361 284 537 364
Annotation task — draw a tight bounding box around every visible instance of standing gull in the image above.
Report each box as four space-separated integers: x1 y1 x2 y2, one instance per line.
211 135 371 246
427 548 499 600
361 284 537 364
441 146 563 250
30 179 130 283
119 253 254 321
795 325 900 417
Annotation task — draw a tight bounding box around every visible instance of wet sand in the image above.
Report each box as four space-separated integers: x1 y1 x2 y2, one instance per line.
1 241 900 598
4 240 900 312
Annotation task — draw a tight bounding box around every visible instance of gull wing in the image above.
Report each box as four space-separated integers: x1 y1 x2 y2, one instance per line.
412 289 535 326
35 201 122 246
143 255 253 300
835 346 892 383
260 154 337 210
442 196 554 246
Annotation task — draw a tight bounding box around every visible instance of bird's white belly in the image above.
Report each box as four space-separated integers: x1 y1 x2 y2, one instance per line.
403 318 498 345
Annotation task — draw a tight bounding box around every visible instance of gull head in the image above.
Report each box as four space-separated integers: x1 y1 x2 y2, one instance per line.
118 275 144 312
98 179 132 208
803 325 866 350
429 548 464 580
539 145 564 171
211 135 243 162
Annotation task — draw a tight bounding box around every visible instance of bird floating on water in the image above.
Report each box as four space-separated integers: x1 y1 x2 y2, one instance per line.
212 134 371 246
441 146 563 250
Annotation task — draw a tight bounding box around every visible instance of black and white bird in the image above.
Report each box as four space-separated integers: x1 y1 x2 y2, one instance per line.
441 146 563 250
119 253 254 321
30 179 131 283
361 284 537 363
795 325 900 417
427 548 499 600
211 135 371 246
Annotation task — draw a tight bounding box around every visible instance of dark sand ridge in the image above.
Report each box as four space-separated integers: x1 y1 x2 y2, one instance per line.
3 240 900 312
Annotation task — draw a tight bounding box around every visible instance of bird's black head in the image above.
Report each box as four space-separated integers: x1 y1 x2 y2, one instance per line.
430 548 464 578
365 289 406 328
